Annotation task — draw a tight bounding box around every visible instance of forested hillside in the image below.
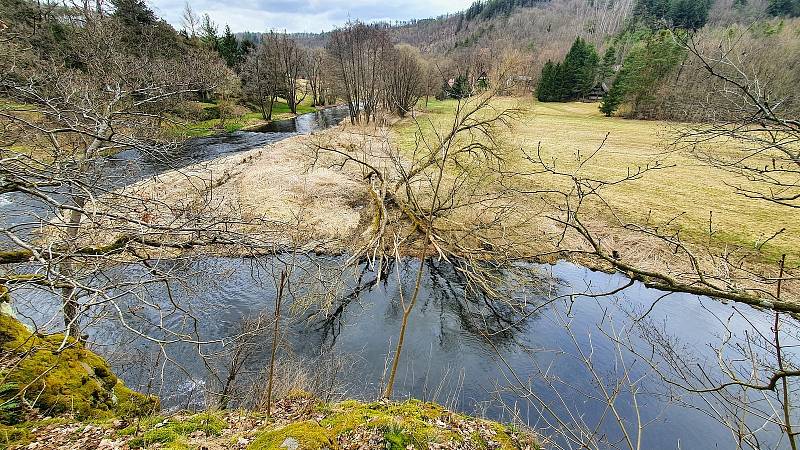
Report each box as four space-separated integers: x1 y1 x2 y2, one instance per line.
286 0 800 119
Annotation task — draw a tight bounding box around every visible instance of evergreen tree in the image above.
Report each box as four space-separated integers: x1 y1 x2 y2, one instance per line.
599 31 685 116
537 37 599 102
111 0 156 27
767 0 800 16
110 0 180 56
449 74 472 99
575 40 599 98
599 73 625 116
551 62 568 101
599 46 617 82
669 0 712 29
239 38 256 57
536 61 556 101
200 14 218 50
634 0 713 29
218 25 240 67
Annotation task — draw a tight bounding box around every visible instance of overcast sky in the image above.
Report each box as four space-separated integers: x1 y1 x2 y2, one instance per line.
148 0 474 34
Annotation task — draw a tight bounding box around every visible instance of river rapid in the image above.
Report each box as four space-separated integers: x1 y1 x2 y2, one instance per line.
4 107 798 449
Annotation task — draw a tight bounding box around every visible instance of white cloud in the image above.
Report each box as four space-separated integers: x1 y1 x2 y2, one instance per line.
148 0 474 33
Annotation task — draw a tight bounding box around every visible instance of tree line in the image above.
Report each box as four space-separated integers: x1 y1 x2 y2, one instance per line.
175 5 458 125
532 0 800 120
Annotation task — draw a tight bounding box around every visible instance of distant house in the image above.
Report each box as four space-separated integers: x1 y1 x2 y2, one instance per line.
586 82 609 102
505 75 534 93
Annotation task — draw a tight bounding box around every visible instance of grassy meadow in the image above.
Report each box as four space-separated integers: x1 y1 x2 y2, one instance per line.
394 97 799 264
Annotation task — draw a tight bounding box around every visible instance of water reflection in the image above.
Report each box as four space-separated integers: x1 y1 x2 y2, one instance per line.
252 107 350 133
13 255 794 449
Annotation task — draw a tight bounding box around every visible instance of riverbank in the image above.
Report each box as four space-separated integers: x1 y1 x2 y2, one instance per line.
112 127 375 255
0 312 539 450
116 111 797 307
163 101 319 138
6 398 539 449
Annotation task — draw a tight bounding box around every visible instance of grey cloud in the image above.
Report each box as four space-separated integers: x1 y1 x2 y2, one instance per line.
148 0 473 33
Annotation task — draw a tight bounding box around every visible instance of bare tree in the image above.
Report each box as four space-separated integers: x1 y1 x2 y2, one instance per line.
384 44 425 117
0 3 266 352
305 47 328 107
309 64 522 394
181 1 198 39
273 31 308 115
241 34 282 120
326 21 393 124
672 32 799 211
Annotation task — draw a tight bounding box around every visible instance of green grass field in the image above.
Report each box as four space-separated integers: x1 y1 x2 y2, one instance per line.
395 97 799 263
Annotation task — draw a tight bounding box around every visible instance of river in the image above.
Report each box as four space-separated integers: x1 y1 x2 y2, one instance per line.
4 107 797 449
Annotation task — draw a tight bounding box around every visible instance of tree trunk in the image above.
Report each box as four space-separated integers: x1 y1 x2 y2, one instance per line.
60 195 86 340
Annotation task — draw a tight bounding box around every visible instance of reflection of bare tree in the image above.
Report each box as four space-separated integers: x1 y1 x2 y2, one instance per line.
488 294 653 450
310 260 390 347
621 287 800 449
427 260 540 343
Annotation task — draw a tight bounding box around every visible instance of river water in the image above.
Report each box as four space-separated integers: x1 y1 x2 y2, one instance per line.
4 107 797 449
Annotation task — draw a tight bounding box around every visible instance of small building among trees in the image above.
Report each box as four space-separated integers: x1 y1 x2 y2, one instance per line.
585 83 609 102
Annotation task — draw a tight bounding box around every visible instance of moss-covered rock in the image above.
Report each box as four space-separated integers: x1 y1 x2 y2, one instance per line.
0 313 158 425
0 310 538 449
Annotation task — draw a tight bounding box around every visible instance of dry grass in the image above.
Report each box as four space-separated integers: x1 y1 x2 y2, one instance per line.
113 99 797 300
114 130 378 254
395 97 800 265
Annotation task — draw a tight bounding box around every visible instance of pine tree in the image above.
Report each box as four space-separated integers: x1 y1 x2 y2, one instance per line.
767 0 800 16
576 42 599 98
599 46 617 82
218 25 240 67
669 0 711 29
200 14 218 50
561 38 584 99
634 0 713 29
449 75 472 99
561 37 599 100
111 0 156 27
599 75 625 116
536 61 556 101
599 31 685 116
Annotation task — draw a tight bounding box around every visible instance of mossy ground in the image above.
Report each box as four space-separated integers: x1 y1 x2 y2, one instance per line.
1 394 538 450
249 398 538 450
121 412 228 449
0 313 537 449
